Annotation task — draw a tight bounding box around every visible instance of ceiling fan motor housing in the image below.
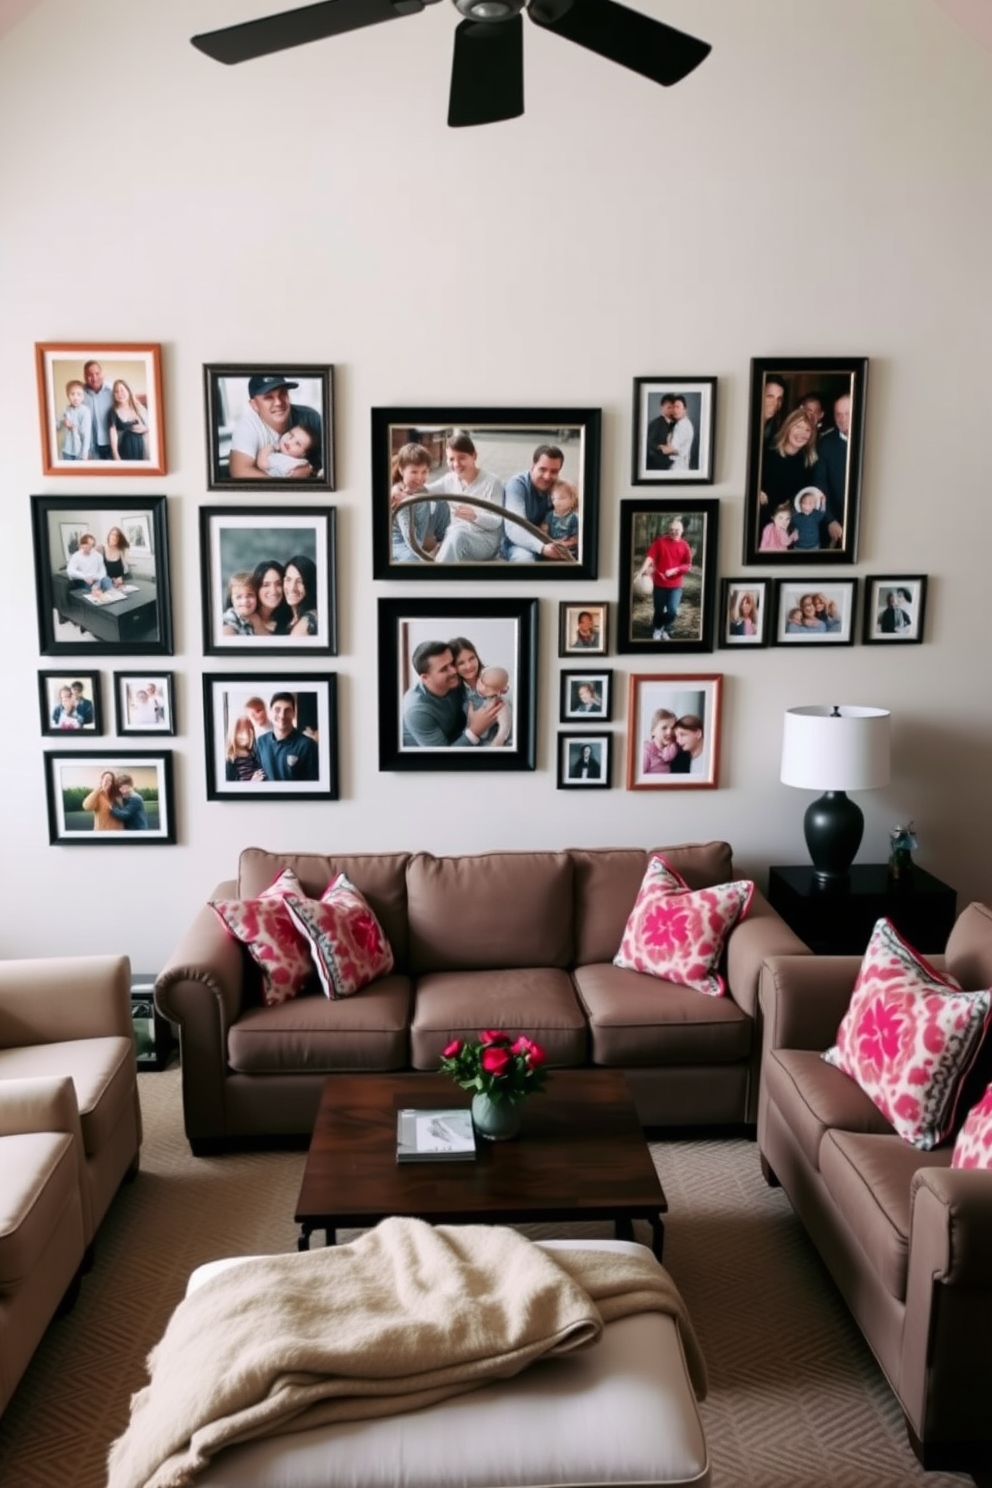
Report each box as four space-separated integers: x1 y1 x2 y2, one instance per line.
453 0 526 21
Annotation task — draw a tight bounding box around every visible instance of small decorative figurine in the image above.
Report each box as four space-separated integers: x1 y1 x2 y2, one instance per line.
889 821 917 880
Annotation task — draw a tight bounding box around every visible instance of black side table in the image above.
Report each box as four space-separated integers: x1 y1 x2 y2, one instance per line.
130 972 175 1070
768 864 957 956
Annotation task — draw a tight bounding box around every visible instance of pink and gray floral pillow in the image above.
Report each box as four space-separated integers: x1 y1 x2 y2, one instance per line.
614 854 754 997
210 868 315 1006
952 1083 992 1168
824 917 992 1150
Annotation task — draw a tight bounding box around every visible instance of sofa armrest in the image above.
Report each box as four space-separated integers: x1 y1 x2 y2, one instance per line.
908 1167 992 1287
725 889 810 1019
0 955 132 1045
0 1075 82 1140
759 954 862 1052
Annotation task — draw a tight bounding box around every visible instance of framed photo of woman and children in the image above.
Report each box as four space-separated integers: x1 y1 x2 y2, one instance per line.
35 342 166 477
370 408 601 581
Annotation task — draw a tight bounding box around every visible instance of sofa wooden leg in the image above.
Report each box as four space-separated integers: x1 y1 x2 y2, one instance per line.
759 1154 780 1187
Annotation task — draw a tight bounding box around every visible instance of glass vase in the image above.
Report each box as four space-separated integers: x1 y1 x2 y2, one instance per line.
471 1091 521 1142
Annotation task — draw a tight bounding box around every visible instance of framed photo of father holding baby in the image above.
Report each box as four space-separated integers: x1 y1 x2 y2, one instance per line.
743 356 868 566
35 342 166 477
203 364 335 491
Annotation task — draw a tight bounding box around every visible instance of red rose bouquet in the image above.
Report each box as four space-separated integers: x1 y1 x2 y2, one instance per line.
439 1029 548 1106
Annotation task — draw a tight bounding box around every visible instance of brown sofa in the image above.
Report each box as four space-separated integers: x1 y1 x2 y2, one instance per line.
757 901 992 1472
156 843 808 1154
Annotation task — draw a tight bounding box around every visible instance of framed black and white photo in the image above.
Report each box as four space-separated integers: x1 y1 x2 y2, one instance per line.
202 674 339 801
199 507 337 657
35 342 166 476
560 669 613 723
862 576 927 645
377 598 537 772
772 579 858 645
43 751 175 844
719 578 770 648
625 674 722 790
31 495 173 656
558 601 608 657
203 364 334 490
743 356 868 565
113 672 175 735
371 407 601 580
631 376 716 485
557 733 611 789
617 499 719 653
39 671 102 736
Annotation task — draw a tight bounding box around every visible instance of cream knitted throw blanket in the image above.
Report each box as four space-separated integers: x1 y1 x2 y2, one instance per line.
107 1218 706 1488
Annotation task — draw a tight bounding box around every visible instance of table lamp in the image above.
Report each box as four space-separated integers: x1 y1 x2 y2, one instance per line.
780 705 891 883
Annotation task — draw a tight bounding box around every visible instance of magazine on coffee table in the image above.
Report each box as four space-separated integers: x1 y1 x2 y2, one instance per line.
396 1107 476 1162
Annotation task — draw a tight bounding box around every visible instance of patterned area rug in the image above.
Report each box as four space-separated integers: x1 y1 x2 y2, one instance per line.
0 1068 977 1488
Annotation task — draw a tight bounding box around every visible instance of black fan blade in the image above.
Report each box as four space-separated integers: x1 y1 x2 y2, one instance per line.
529 0 710 87
448 16 524 128
192 0 426 66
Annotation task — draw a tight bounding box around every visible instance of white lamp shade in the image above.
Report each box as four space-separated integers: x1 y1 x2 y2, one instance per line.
780 705 891 792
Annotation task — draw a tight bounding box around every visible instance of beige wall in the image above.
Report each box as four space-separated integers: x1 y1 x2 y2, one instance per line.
1 0 990 967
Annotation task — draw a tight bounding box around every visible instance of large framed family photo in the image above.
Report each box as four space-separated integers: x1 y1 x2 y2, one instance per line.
35 342 166 476
199 507 337 656
202 674 339 801
743 355 868 565
203 364 334 490
631 376 716 485
625 674 722 790
31 495 173 656
43 750 175 844
371 407 601 580
377 598 537 772
616 499 719 654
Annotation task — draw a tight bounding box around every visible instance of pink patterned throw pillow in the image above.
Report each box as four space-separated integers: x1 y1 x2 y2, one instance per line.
284 873 394 1000
824 918 992 1149
613 854 754 998
209 868 315 1007
951 1084 992 1168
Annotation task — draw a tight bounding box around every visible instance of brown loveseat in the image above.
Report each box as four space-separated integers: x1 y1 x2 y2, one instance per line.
757 901 992 1473
156 843 807 1154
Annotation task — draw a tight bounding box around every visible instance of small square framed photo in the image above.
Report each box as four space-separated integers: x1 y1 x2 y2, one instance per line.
35 343 166 475
626 674 722 789
773 579 858 645
113 672 175 735
202 674 339 801
203 364 335 490
43 751 175 843
617 499 719 653
557 733 611 789
632 377 716 485
862 576 927 644
39 671 102 736
560 669 613 723
558 602 608 657
719 579 770 648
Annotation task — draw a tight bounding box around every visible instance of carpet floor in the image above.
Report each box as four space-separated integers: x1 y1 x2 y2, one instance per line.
0 1068 978 1488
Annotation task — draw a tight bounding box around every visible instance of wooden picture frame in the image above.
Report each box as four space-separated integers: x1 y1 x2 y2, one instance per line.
617 499 719 653
559 669 613 723
39 670 103 736
113 672 176 735
557 732 611 789
718 578 770 648
772 579 858 645
35 342 166 475
626 673 722 789
203 364 335 490
862 575 927 645
631 376 717 484
202 674 339 801
43 750 175 843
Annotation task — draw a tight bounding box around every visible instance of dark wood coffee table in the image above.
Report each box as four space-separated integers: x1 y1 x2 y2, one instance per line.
295 1069 668 1257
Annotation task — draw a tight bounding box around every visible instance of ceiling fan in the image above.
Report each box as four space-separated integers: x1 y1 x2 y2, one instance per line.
191 0 711 128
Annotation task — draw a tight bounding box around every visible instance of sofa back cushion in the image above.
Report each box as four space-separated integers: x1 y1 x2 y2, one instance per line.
571 842 735 966
406 852 573 973
238 849 411 969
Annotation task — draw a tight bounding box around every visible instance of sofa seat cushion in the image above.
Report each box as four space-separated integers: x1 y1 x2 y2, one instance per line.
763 1049 894 1171
0 1037 135 1158
0 1131 79 1288
227 977 412 1074
574 963 751 1067
409 969 587 1070
819 1131 951 1300
406 852 573 973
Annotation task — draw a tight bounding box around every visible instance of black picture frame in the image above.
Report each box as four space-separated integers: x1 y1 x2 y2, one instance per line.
43 750 175 844
862 575 928 645
203 363 335 490
557 732 611 789
370 407 601 580
113 671 176 735
718 578 770 649
31 494 173 657
202 674 339 802
199 506 338 657
616 499 719 654
558 601 609 657
377 597 538 771
39 670 103 736
559 669 613 723
743 356 868 566
631 376 717 485
772 579 859 646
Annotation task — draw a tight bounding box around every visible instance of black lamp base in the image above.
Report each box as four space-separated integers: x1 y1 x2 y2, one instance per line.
804 790 864 884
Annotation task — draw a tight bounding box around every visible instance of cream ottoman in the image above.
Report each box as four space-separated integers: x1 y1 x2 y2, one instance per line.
188 1238 709 1488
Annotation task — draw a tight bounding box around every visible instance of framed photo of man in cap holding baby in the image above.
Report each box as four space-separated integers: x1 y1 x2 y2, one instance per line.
203 364 335 491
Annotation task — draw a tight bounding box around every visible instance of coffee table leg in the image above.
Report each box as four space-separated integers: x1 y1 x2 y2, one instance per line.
615 1215 635 1242
297 1223 315 1252
651 1215 665 1261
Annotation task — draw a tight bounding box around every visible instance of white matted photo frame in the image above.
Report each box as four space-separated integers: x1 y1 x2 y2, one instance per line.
557 733 611 789
626 673 722 789
719 578 770 648
43 750 175 843
558 602 608 657
203 364 335 490
113 672 175 735
35 342 166 476
772 579 858 645
862 575 927 645
559 669 613 723
39 670 102 736
202 674 339 801
631 376 716 485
